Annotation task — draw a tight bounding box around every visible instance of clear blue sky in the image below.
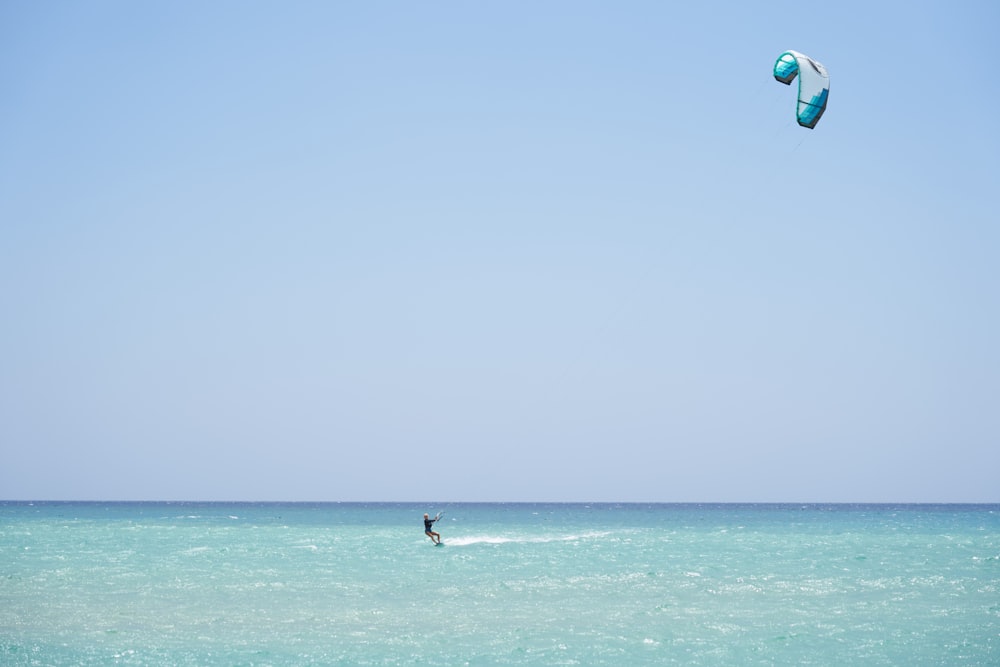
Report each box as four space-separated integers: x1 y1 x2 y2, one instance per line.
2 1 997 502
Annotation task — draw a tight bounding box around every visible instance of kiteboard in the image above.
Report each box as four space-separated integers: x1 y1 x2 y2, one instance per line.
435 542 445 547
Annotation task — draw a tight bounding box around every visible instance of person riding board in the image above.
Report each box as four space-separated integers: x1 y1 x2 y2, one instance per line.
424 512 442 544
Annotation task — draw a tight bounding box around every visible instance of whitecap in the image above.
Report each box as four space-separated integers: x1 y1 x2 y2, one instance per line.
180 547 210 556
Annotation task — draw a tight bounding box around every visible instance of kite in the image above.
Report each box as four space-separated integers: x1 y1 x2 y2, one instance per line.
773 50 829 129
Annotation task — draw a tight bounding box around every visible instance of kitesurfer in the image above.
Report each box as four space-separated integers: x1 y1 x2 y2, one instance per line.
424 512 441 544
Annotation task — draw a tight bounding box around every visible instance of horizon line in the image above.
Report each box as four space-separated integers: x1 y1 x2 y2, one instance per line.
3 499 998 506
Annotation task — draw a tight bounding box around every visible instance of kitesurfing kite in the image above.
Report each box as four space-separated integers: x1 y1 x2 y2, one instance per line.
773 50 829 129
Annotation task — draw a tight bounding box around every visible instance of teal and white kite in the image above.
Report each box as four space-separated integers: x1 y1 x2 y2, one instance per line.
773 50 829 129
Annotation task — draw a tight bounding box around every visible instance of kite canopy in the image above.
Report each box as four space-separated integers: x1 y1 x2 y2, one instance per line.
773 50 829 129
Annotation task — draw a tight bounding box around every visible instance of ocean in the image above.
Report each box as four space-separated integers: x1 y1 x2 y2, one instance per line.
1 502 997 665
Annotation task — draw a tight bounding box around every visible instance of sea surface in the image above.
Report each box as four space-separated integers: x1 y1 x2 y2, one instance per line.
1 502 998 665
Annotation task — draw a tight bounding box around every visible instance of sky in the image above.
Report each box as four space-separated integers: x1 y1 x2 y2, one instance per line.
1 1 998 502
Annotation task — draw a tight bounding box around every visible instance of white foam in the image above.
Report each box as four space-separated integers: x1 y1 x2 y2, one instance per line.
445 532 609 547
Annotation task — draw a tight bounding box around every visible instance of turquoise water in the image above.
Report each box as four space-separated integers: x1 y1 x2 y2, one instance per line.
2 503 998 665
